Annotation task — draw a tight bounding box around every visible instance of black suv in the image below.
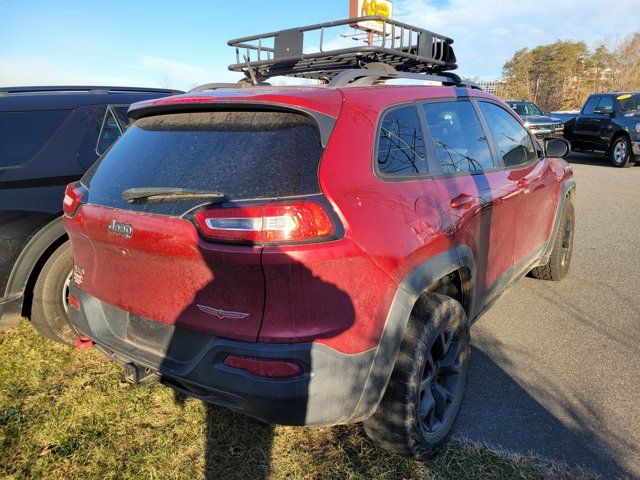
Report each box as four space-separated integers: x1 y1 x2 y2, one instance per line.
564 92 640 167
0 86 180 343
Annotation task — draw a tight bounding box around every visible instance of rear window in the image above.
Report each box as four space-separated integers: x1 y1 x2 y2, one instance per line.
85 110 324 211
0 110 70 168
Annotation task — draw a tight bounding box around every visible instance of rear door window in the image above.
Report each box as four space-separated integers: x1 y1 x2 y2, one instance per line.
376 105 428 176
0 110 70 168
478 101 537 167
422 100 494 175
86 110 324 212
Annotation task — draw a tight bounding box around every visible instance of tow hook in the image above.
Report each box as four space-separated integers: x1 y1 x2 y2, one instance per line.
121 363 161 386
74 336 94 350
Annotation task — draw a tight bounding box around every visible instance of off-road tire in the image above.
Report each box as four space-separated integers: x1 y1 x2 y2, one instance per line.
610 135 633 168
363 294 470 460
31 241 78 345
530 200 574 281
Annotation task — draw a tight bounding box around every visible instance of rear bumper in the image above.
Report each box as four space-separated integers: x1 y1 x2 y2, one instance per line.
0 294 23 329
67 287 376 426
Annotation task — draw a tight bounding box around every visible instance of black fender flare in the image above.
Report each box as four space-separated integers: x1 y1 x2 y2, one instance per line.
538 178 576 264
351 245 475 422
1 216 67 325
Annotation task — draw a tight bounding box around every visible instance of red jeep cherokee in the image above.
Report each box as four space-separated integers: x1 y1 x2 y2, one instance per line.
63 18 576 458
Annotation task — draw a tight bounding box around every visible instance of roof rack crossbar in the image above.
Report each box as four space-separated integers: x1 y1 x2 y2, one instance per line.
327 69 480 89
227 16 458 82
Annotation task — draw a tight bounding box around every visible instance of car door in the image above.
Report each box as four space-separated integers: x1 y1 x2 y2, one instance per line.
574 95 600 149
420 98 518 311
476 100 555 268
592 96 615 150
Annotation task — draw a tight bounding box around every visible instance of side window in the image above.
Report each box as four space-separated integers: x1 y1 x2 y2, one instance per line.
422 100 494 175
0 110 70 168
377 105 428 176
582 96 599 115
114 107 130 131
97 107 123 155
596 96 614 112
478 102 537 167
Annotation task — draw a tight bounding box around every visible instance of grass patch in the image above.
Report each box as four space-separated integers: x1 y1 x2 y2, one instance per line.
1 320 597 479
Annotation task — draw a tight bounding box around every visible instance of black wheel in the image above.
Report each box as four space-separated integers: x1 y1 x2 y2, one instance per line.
530 200 574 281
363 293 470 460
610 136 633 168
30 241 78 345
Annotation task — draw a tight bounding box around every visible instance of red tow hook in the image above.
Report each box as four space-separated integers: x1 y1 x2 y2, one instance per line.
74 336 94 350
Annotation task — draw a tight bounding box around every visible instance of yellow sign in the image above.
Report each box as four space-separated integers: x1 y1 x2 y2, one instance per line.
349 0 393 33
617 94 632 100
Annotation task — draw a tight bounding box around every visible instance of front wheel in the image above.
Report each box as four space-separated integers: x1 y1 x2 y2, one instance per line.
363 294 470 460
30 241 78 345
610 136 633 168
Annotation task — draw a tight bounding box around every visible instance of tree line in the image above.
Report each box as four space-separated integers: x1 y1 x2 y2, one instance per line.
497 32 640 112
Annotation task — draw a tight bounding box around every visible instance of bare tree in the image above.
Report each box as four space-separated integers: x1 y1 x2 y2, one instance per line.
159 75 174 89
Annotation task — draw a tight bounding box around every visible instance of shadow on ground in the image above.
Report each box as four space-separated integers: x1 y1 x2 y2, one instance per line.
204 405 274 480
456 338 633 479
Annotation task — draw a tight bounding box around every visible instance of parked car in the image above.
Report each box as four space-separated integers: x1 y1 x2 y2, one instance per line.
63 18 576 460
547 110 580 125
564 92 640 167
506 100 564 139
0 86 181 343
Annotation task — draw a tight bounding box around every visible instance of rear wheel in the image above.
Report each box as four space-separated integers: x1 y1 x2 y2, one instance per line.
530 200 574 281
610 136 633 168
30 242 78 345
363 294 470 460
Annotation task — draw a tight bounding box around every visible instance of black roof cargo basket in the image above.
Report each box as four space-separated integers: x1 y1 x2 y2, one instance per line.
227 17 459 83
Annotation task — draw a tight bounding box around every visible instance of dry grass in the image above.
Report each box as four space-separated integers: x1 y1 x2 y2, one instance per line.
1 320 597 480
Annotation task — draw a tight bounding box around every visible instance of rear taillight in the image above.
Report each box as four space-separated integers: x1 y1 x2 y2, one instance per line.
194 200 336 245
68 293 80 310
223 355 303 378
63 182 85 217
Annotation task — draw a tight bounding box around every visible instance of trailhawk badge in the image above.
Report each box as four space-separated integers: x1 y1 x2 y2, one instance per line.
197 304 250 320
108 219 133 238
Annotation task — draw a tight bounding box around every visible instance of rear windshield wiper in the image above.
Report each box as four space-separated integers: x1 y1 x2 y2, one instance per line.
122 188 225 203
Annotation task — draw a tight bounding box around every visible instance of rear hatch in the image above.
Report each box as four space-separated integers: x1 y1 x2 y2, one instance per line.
65 105 333 342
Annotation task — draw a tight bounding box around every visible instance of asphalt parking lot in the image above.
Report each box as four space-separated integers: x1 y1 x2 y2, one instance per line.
456 153 640 479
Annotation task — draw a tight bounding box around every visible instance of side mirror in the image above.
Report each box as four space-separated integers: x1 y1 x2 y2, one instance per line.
544 137 571 158
594 106 614 116
503 145 529 165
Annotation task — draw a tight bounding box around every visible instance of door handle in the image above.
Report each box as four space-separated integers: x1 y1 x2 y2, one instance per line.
517 178 531 191
450 193 475 209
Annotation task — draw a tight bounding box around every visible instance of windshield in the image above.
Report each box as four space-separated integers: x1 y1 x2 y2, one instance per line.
616 93 640 113
508 102 543 117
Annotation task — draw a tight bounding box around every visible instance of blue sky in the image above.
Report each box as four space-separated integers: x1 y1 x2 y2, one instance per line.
1 0 638 89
